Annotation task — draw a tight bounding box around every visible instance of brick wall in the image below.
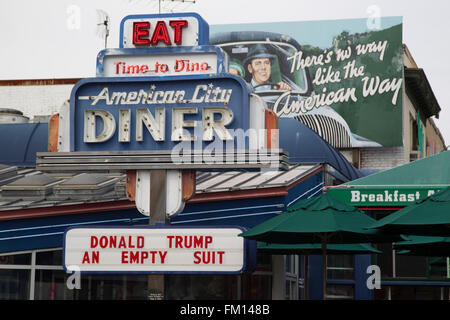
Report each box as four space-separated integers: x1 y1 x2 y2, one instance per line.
0 84 74 120
359 146 406 170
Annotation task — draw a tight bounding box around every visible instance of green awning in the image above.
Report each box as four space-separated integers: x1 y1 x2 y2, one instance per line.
327 151 450 206
257 242 382 254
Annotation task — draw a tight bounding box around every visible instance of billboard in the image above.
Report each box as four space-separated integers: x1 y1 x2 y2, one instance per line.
211 17 403 148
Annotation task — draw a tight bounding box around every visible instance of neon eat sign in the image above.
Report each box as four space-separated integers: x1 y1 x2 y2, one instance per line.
132 20 188 46
120 13 210 48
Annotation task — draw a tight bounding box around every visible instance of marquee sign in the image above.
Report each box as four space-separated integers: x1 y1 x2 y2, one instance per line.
63 227 249 273
120 13 209 49
96 46 228 77
70 74 250 152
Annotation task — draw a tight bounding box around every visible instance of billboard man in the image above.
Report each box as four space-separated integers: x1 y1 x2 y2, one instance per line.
243 44 291 92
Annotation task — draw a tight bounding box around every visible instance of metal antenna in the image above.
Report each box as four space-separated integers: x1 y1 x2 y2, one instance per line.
96 9 110 49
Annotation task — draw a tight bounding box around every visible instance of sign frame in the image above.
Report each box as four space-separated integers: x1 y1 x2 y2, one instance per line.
96 46 229 77
119 12 210 49
62 225 253 275
68 74 251 153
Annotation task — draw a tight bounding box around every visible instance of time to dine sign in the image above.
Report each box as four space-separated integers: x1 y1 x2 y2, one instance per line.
63 227 247 273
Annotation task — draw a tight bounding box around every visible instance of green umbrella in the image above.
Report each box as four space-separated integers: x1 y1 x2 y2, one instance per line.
394 235 450 257
240 193 395 244
240 193 398 299
369 187 450 237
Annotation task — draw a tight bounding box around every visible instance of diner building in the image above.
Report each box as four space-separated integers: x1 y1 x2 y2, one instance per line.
0 113 363 300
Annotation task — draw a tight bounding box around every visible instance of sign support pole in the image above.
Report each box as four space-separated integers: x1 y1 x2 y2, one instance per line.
147 169 167 300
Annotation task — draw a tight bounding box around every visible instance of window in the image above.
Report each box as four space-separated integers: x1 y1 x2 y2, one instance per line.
0 248 150 300
0 251 33 300
0 269 30 299
0 248 269 300
166 275 237 300
326 284 354 300
327 254 354 280
326 254 355 300
285 255 298 300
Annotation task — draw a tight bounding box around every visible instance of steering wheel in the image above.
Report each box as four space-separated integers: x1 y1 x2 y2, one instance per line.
252 82 280 90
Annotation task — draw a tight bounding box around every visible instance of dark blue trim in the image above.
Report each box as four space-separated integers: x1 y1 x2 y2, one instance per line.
354 254 374 300
326 279 355 285
0 208 143 253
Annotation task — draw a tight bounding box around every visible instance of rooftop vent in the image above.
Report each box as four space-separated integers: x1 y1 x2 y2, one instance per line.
0 173 62 199
0 164 19 186
53 173 119 199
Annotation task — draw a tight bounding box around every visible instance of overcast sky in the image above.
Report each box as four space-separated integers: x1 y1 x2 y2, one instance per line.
0 0 449 146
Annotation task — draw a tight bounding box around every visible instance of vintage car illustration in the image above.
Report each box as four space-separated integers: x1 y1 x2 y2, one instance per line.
210 31 381 148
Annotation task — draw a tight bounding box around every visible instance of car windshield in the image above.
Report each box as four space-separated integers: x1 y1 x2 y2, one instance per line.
217 41 309 94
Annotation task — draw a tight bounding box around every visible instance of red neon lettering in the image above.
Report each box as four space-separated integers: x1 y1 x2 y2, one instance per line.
90 236 98 248
133 21 150 45
109 236 117 248
114 61 122 74
174 59 185 72
99 236 108 248
149 251 157 263
200 62 209 71
175 236 183 248
217 251 224 264
141 251 148 263
150 21 171 45
118 237 126 248
167 235 175 248
92 251 100 264
137 236 144 248
159 251 167 264
140 65 149 73
205 236 213 248
193 251 225 264
82 251 99 264
193 251 201 264
169 20 188 44
193 235 203 248
128 236 135 248
82 251 90 264
167 235 213 248
122 251 128 264
129 251 139 263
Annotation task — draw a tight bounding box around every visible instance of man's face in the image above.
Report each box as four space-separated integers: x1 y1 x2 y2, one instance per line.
247 58 271 84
